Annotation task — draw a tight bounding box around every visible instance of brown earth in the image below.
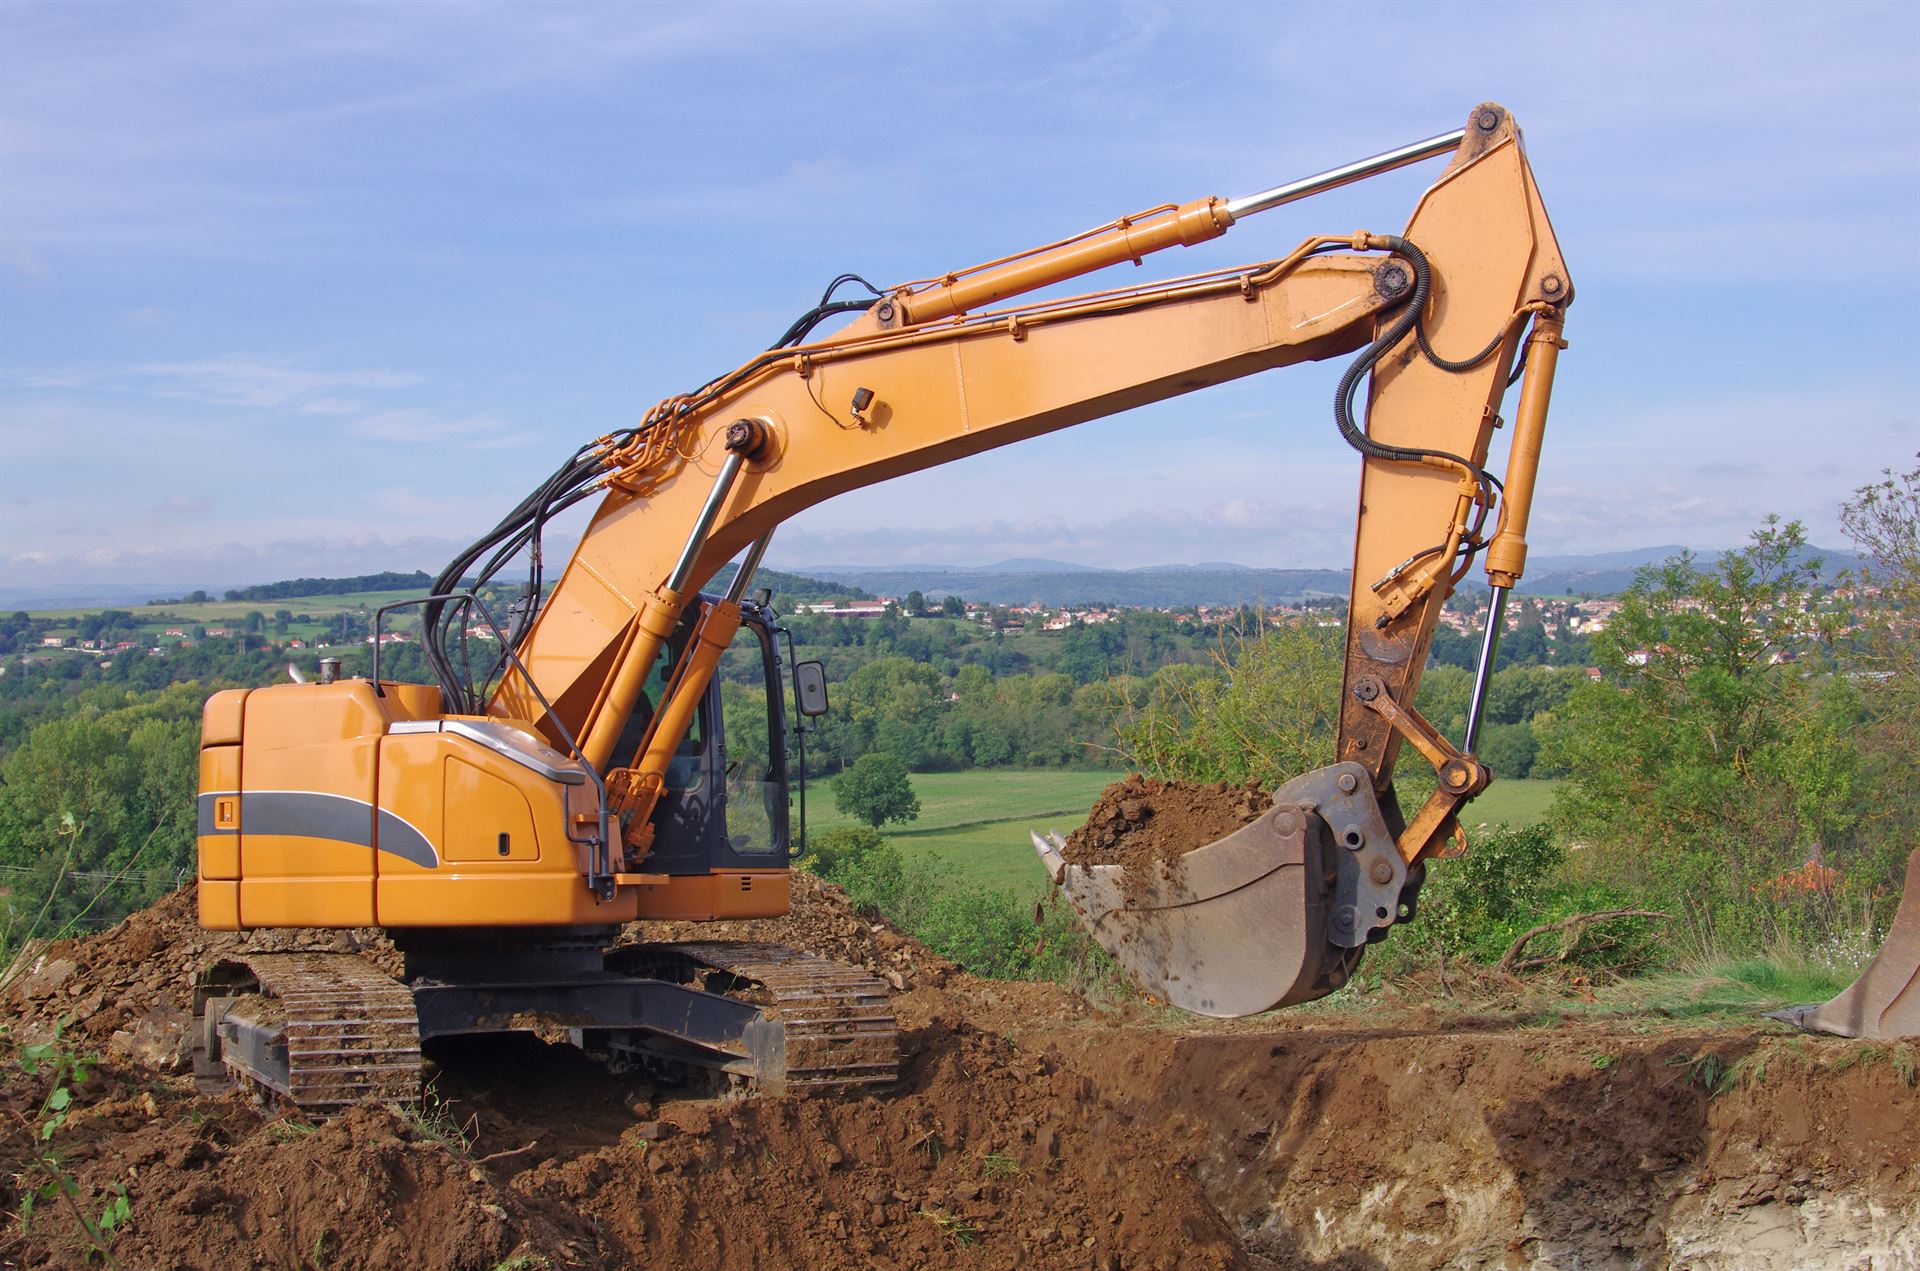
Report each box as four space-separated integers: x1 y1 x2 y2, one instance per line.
1060 774 1270 872
4 882 1917 1270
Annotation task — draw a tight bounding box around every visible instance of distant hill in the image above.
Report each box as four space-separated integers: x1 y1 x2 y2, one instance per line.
784 564 1350 607
222 571 435 603
782 544 1864 607
1473 544 1863 597
709 565 875 603
4 543 1863 618
0 583 215 611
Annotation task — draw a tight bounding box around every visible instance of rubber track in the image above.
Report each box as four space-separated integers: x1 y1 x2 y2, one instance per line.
663 941 899 1094
236 953 423 1111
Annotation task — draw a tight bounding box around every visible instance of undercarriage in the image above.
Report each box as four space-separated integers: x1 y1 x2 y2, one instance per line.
192 934 898 1113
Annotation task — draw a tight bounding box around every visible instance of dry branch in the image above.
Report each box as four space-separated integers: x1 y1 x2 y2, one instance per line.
1497 909 1670 976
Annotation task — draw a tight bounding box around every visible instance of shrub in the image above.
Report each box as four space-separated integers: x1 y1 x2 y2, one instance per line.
806 825 885 877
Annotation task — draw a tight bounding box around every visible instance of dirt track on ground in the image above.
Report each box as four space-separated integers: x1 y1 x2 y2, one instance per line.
4 881 1916 1270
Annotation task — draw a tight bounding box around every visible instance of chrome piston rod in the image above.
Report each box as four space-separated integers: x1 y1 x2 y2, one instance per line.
1463 585 1507 753
665 451 747 597
1226 128 1467 221
724 532 774 603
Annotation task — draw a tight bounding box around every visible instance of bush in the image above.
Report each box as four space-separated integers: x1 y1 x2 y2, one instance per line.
807 828 1120 992
1419 823 1565 961
1399 824 1664 976
805 825 885 877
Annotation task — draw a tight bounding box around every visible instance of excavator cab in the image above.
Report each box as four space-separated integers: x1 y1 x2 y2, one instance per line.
616 595 799 875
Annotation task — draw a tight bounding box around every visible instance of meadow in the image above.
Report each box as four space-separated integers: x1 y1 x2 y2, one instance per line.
808 768 1561 897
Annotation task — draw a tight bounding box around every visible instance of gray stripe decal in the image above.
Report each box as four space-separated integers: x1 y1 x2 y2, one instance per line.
196 790 439 869
374 807 439 869
198 792 234 838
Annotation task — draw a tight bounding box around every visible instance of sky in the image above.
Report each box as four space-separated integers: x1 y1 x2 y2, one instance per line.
1 0 1916 594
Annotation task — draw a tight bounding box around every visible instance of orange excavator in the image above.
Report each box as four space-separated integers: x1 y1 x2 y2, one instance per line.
188 102 1915 1109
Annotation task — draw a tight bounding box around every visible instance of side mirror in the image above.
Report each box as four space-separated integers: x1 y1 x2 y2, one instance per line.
793 660 830 717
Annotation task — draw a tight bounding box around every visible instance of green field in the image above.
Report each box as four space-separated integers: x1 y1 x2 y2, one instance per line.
808 769 1115 835
813 770 1562 897
27 589 425 622
24 588 441 649
1464 778 1560 831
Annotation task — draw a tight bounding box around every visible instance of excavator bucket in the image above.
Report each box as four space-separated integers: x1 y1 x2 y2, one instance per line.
1032 762 1408 1018
1773 846 1920 1040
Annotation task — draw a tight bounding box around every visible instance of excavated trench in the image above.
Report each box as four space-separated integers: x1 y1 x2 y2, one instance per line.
1034 1022 1919 1269
3 882 1916 1269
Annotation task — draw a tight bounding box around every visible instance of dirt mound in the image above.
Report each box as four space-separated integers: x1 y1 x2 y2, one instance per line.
1061 774 1268 871
3 888 395 1069
0 1067 570 1270
6 886 1917 1270
637 869 955 991
510 1015 1245 1270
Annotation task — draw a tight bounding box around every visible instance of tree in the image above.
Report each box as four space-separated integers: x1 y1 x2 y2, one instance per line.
831 753 921 829
1500 623 1549 667
1536 519 1859 946
941 594 965 618
1113 619 1340 786
904 590 927 618
0 683 203 929
1837 457 1920 886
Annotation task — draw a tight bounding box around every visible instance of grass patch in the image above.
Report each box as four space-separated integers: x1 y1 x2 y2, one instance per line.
1463 778 1560 830
1570 954 1861 1021
811 770 1561 900
27 588 425 622
810 769 1114 835
886 823 1061 896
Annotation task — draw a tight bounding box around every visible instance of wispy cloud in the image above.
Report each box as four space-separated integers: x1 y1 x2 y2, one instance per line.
6 355 420 411
0 532 462 590
345 411 530 448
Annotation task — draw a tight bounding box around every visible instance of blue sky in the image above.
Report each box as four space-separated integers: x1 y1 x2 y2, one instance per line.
2 0 1916 591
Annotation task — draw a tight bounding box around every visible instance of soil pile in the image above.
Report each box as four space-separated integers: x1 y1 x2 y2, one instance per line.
0 1071 572 1270
1061 774 1269 871
636 869 955 991
510 1017 1245 1270
5 883 1916 1270
3 888 395 1070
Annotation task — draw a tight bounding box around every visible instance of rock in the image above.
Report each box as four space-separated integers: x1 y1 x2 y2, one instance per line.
16 957 78 999
107 1009 191 1074
634 1121 676 1141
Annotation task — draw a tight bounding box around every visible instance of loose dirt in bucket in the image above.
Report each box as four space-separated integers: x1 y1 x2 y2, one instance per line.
4 882 1916 1269
1060 774 1269 899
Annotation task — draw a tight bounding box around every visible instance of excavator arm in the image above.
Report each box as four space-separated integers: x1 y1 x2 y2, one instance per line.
412 103 1571 1014
207 104 1567 1016
498 111 1556 768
